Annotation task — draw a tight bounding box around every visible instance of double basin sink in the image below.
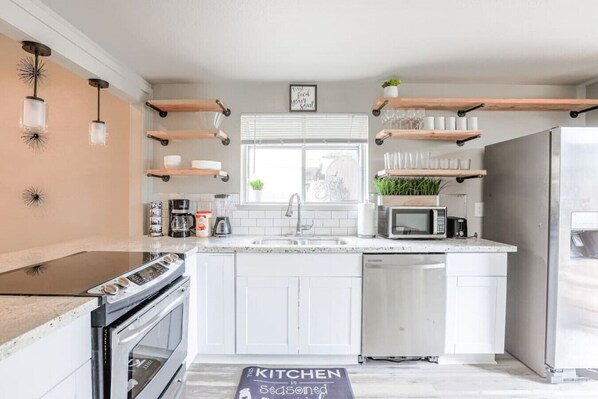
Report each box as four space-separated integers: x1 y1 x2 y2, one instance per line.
251 237 348 246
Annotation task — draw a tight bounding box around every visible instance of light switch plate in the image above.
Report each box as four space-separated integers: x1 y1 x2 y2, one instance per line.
474 202 484 217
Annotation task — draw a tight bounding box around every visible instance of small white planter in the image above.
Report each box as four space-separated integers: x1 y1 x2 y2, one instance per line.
249 190 262 203
383 86 399 98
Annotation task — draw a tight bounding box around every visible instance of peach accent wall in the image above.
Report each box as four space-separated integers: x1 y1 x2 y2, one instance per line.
0 34 131 253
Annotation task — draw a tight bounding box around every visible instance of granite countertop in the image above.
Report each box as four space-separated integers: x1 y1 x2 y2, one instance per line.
0 296 98 362
0 234 515 362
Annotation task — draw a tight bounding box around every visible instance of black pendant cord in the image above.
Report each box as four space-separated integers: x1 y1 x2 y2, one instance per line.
97 85 101 121
33 50 38 98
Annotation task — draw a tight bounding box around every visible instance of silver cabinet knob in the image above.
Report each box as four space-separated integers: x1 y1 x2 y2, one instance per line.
102 284 119 295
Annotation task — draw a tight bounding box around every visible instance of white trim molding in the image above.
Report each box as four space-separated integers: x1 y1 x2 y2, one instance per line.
0 0 152 102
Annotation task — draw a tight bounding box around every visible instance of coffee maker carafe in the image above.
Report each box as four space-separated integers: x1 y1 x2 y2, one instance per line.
213 194 233 236
168 199 195 238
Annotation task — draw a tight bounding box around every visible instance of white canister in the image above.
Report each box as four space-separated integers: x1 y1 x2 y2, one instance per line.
423 116 435 130
456 117 467 130
467 117 479 130
434 116 445 130
383 86 399 97
196 211 212 237
357 202 376 238
446 116 456 130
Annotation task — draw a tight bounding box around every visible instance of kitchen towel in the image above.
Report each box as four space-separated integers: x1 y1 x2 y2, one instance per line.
235 366 355 399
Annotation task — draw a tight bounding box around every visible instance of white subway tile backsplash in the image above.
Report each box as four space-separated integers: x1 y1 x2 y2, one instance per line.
241 219 257 227
235 226 249 235
233 210 249 219
348 211 358 219
321 219 339 228
339 219 357 227
331 211 348 219
347 227 357 236
273 218 291 227
265 227 282 235
231 218 242 227
248 227 265 235
331 227 348 235
257 219 273 227
249 210 266 218
265 210 282 218
315 211 331 219
302 210 315 219
315 227 332 235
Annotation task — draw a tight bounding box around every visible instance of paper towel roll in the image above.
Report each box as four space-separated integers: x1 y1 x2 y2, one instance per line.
358 202 376 238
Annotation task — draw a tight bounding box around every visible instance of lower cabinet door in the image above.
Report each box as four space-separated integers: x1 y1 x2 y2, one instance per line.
299 277 362 355
41 360 92 399
445 276 507 354
236 277 299 354
197 253 235 354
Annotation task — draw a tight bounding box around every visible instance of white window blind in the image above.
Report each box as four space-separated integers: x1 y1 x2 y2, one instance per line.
241 113 369 144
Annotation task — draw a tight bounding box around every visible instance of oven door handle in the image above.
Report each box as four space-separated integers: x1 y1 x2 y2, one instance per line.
117 286 189 345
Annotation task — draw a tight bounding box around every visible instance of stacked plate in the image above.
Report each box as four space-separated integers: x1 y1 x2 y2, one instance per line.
191 160 222 170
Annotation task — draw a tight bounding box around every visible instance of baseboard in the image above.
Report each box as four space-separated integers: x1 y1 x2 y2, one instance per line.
193 354 359 365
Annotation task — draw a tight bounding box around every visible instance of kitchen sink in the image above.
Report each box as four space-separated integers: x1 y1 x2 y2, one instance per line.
251 237 348 246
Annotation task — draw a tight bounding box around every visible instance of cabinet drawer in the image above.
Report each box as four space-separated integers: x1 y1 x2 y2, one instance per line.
446 253 507 276
237 253 361 277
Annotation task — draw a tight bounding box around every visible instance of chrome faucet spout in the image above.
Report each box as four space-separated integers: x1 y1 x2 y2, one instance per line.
285 193 304 235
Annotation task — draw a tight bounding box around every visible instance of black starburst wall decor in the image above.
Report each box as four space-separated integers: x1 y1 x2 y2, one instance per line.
22 186 45 207
17 56 47 86
21 128 48 151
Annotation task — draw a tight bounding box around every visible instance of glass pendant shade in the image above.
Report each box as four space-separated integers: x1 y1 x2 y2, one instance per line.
21 97 47 133
89 120 107 146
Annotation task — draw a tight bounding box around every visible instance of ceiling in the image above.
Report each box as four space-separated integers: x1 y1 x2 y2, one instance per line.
39 0 598 85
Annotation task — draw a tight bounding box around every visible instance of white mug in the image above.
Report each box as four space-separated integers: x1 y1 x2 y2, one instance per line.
423 116 435 130
434 116 445 130
446 117 456 130
456 117 467 130
467 117 479 130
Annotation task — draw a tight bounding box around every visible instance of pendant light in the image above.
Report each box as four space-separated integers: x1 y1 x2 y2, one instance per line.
88 78 109 146
20 41 51 133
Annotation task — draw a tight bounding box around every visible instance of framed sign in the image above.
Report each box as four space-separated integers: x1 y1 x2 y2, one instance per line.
290 84 317 112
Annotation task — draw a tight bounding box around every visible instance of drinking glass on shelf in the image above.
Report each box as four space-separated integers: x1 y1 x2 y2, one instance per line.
396 152 402 169
384 152 390 169
449 158 459 170
404 109 416 129
439 158 449 169
459 159 471 170
415 109 426 129
420 152 431 169
429 158 439 169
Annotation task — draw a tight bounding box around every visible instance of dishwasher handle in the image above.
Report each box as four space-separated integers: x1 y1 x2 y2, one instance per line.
365 263 445 270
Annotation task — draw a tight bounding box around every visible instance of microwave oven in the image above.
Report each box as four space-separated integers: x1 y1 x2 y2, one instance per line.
378 206 447 239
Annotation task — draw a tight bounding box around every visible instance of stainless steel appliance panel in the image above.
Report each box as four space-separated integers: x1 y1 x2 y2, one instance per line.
362 254 446 357
483 130 550 376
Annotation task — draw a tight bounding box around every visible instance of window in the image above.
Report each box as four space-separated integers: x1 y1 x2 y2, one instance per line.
241 113 368 204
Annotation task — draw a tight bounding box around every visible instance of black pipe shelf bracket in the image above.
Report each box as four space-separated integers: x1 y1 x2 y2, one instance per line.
216 99 232 117
456 134 481 147
456 175 484 183
145 102 168 118
457 103 485 117
375 132 392 146
570 105 598 118
147 134 170 146
372 100 389 117
147 173 170 182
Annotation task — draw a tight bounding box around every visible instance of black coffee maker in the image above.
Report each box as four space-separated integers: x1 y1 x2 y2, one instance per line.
168 199 196 238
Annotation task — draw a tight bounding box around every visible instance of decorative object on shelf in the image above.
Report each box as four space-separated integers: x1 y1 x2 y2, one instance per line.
376 168 487 183
192 160 221 170
149 201 163 237
19 41 51 134
22 186 45 207
21 128 48 151
163 155 182 169
289 84 317 112
381 76 401 98
248 178 264 202
373 176 445 206
88 78 110 146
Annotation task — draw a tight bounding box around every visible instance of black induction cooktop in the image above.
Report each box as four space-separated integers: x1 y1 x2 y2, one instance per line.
0 251 163 296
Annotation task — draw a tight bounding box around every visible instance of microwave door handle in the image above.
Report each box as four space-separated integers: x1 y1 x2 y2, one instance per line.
432 209 438 235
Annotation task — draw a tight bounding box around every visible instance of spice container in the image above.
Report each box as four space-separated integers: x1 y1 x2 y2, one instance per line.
196 211 212 238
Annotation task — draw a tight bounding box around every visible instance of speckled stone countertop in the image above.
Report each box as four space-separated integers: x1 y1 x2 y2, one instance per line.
0 296 98 361
0 234 515 361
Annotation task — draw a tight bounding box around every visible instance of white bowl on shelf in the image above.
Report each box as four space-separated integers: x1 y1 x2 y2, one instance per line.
192 160 221 170
163 155 182 169
197 112 224 129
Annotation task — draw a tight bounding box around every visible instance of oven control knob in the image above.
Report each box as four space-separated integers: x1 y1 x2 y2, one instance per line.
170 253 179 261
115 277 130 288
102 284 119 296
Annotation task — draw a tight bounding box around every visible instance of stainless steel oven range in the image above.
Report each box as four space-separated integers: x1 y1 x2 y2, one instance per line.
0 251 189 399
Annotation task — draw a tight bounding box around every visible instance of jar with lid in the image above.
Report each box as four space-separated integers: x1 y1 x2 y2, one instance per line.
196 211 212 238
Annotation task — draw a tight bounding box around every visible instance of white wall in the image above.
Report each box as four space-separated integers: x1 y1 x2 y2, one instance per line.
148 82 582 236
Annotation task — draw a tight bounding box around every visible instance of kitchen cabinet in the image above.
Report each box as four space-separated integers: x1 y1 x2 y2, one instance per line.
41 360 92 399
236 253 362 356
196 253 235 355
185 253 199 363
445 253 507 355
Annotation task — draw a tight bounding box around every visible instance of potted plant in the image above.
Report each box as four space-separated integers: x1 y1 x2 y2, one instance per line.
382 76 401 98
249 179 264 202
373 177 446 206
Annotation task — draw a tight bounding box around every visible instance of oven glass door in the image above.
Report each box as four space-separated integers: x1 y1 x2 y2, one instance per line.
392 208 434 235
110 277 189 399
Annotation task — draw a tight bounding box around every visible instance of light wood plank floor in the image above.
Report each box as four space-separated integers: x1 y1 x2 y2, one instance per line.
183 355 598 398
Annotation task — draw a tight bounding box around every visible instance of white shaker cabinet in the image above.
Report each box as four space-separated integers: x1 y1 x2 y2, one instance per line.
236 276 300 354
299 277 361 355
445 253 507 355
196 253 236 355
41 360 92 399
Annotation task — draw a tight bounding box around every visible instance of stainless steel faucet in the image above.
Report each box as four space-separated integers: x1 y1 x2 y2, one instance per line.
285 193 313 236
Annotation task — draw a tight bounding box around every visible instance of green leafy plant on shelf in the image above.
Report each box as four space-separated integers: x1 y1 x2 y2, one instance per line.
381 76 401 88
249 179 264 191
373 177 447 196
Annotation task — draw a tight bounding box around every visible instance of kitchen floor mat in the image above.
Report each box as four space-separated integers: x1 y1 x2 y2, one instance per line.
235 366 355 399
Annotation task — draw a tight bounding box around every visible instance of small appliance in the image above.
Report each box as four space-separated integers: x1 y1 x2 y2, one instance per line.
168 199 195 238
447 216 468 238
378 205 447 239
213 194 233 236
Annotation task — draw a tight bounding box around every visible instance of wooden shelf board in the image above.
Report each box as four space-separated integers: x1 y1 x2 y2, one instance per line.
376 129 481 141
147 129 227 141
146 168 226 177
377 169 487 178
373 97 598 112
147 99 227 113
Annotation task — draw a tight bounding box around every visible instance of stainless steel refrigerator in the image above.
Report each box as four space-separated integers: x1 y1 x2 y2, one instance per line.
484 127 598 383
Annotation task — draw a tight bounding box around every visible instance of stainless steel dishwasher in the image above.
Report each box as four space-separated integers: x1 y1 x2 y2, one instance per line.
362 254 446 358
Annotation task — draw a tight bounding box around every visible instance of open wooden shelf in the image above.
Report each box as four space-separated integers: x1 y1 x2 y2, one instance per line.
146 129 230 146
371 97 598 117
375 129 481 146
146 168 229 182
376 168 487 183
145 99 231 117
